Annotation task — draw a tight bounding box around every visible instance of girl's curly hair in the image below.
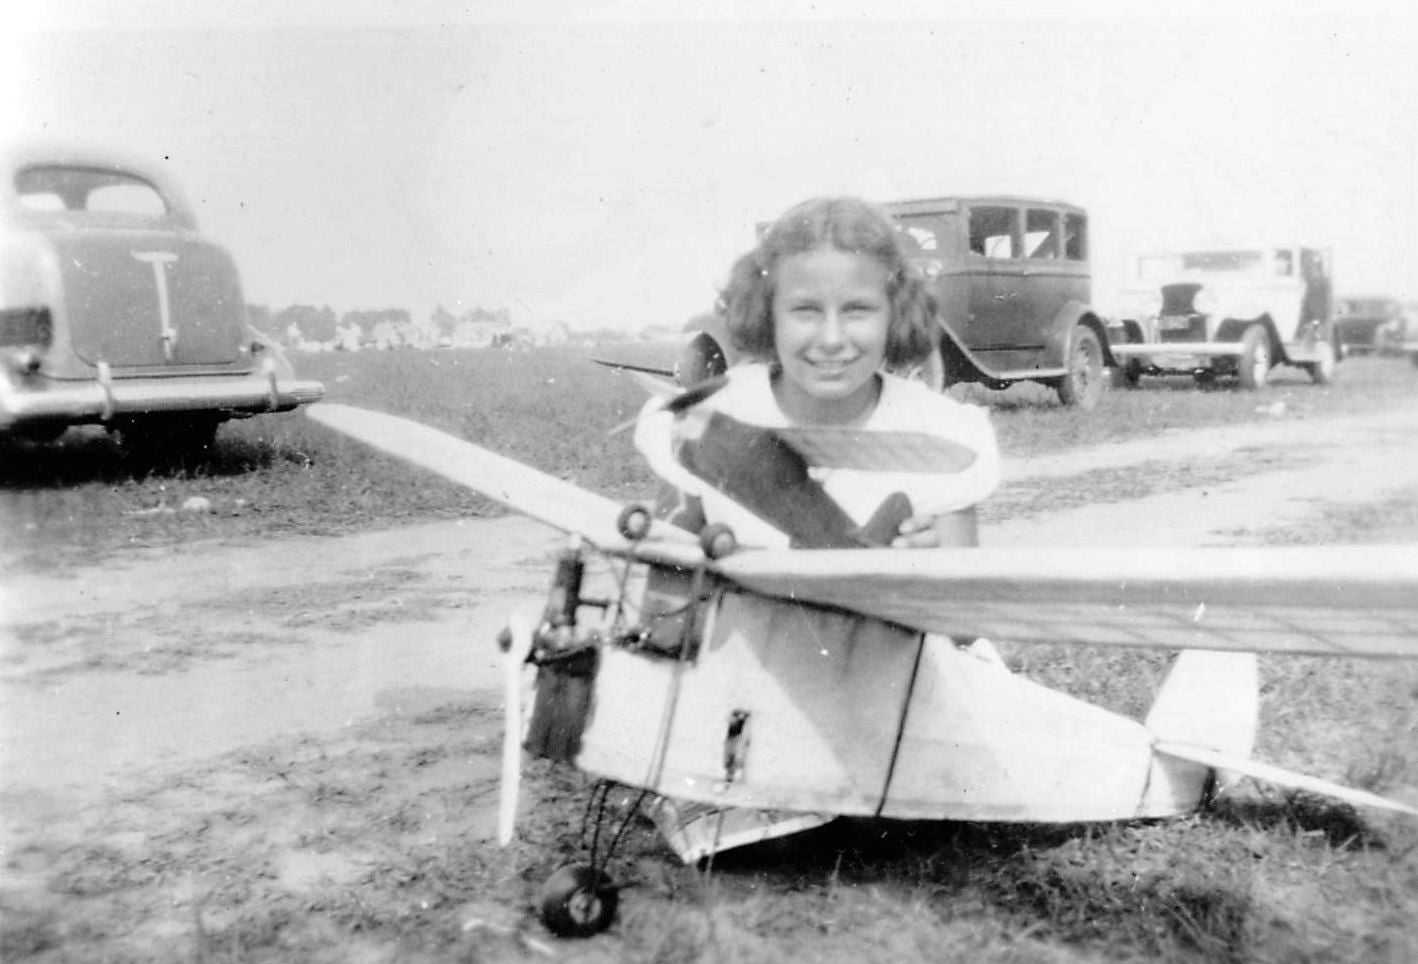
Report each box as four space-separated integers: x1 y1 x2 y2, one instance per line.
720 196 939 368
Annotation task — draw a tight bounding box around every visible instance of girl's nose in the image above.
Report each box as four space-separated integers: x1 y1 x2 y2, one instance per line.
818 310 847 348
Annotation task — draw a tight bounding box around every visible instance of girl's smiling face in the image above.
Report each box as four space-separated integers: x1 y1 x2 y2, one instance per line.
771 247 891 425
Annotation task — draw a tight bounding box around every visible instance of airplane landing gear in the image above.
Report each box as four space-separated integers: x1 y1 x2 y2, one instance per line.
537 864 619 937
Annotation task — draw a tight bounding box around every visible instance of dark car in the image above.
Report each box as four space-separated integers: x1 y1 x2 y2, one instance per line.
1335 296 1408 357
0 143 323 456
678 196 1117 410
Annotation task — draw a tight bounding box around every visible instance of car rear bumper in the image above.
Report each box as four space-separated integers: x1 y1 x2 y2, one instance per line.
0 366 325 430
1106 344 1242 362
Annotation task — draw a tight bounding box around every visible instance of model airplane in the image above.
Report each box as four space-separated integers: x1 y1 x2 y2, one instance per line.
306 398 1418 938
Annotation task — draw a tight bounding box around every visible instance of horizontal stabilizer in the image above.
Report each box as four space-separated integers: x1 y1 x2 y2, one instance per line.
1155 740 1418 817
591 357 676 381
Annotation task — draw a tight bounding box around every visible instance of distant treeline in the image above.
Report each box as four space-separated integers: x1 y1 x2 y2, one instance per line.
246 303 671 348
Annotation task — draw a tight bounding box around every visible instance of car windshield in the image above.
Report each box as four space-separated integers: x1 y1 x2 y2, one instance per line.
1179 250 1267 273
14 165 167 218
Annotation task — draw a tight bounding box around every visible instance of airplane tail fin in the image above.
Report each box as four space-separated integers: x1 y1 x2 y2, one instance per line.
1145 649 1259 761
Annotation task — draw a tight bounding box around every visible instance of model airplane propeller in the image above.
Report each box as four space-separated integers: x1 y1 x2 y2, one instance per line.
306 399 1418 939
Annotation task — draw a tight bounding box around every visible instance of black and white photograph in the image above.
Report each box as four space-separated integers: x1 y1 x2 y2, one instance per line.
3 2 1417 961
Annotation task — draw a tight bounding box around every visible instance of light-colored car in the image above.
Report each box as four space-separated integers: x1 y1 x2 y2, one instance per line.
678 196 1119 410
1109 245 1337 389
0 143 323 456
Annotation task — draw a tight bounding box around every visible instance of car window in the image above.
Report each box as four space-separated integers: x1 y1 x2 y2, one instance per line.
897 220 940 252
86 183 167 217
14 165 168 219
1063 213 1087 261
969 206 1017 258
1272 249 1294 276
1024 208 1059 259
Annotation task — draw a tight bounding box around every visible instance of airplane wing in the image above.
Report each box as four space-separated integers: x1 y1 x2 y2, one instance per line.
306 403 701 561
714 545 1418 657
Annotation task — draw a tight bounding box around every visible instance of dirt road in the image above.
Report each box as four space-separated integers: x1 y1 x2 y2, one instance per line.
3 399 1418 960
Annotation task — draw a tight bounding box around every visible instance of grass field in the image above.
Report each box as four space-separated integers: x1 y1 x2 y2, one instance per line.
3 346 1414 570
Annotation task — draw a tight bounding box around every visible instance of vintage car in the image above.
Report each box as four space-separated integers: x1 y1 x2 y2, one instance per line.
1109 245 1337 389
677 196 1119 410
0 143 323 456
1334 295 1408 357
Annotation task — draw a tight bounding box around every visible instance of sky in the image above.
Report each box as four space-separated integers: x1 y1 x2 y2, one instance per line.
5 1 1417 331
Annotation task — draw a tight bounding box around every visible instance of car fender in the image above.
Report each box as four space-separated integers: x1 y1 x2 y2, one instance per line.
1045 301 1118 367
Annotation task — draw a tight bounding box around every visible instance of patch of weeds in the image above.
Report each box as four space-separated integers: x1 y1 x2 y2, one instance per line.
1210 793 1384 851
0 902 61 959
49 844 164 897
976 823 1256 962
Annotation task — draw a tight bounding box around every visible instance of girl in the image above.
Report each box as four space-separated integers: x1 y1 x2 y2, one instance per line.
636 196 1001 550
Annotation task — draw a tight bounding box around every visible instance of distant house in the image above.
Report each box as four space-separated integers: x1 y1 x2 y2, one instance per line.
451 318 499 348
400 317 441 350
369 320 402 350
335 321 363 352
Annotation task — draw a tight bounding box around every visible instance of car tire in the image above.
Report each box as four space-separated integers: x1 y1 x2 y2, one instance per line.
117 416 221 469
1055 325 1105 410
1301 339 1336 385
1237 324 1272 390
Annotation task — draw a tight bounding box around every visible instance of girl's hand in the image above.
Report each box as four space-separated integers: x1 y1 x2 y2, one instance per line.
892 513 942 548
891 507 980 549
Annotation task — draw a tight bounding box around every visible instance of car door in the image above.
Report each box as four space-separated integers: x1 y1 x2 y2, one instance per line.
960 203 1022 361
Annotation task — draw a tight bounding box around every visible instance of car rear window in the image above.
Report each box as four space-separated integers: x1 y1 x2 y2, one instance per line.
14 165 168 219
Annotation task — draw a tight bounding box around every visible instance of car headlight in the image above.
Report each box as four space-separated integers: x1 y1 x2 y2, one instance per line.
1193 287 1220 316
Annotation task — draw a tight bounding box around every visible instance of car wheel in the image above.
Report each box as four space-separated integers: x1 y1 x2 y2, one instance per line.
1055 325 1104 410
117 416 221 469
1301 339 1336 385
13 422 68 444
1237 324 1272 390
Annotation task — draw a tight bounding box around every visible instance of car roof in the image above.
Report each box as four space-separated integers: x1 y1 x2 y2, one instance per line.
0 140 197 228
885 196 1086 216
1129 242 1323 255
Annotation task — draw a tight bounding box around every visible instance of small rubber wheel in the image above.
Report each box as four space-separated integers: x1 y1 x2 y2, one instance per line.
699 522 738 560
616 503 652 541
537 864 618 938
